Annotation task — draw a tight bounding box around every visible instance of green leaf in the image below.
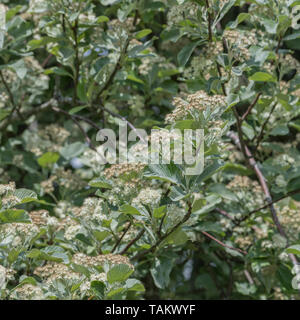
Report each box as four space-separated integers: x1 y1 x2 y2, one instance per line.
14 188 38 203
153 205 167 219
208 183 238 201
177 41 201 67
235 282 257 296
166 228 188 245
44 67 73 78
60 142 86 160
249 72 276 82
7 248 24 264
97 16 109 23
26 249 64 262
270 125 289 136
227 13 250 29
89 177 113 189
169 185 188 201
193 159 224 188
107 264 133 284
277 15 291 36
37 152 60 167
91 281 106 299
144 163 183 185
242 122 255 140
27 37 55 50
135 29 152 39
9 60 27 79
286 245 300 256
125 279 145 292
127 74 145 84
223 162 253 175
11 277 37 292
0 110 10 121
69 105 89 115
77 81 88 102
213 0 236 28
106 287 124 298
0 209 30 224
150 256 175 289
120 204 142 215
70 263 91 278
93 230 110 242
263 18 278 34
100 0 119 5
289 120 300 132
6 5 23 21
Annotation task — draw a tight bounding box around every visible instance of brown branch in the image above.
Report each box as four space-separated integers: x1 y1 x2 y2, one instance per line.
120 229 145 255
157 212 167 238
254 102 277 152
52 105 101 130
132 202 193 260
72 19 80 106
0 99 56 131
232 107 248 161
95 104 147 143
244 270 254 285
275 35 282 55
41 54 53 68
235 188 300 224
51 105 103 157
0 70 16 107
215 208 235 221
227 131 299 268
94 10 138 104
205 0 213 42
200 230 248 255
241 92 262 122
216 63 226 95
111 221 132 253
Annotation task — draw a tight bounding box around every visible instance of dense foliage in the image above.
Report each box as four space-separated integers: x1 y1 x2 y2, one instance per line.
0 0 300 300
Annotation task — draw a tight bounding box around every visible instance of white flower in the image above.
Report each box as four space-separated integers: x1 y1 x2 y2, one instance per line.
132 188 162 207
64 225 81 240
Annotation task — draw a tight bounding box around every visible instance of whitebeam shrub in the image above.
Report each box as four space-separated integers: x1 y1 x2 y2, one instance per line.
0 0 300 300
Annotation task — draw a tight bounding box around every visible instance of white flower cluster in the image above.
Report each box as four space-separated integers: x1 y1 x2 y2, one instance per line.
132 187 163 207
223 29 258 61
166 91 226 123
167 2 199 26
0 182 16 196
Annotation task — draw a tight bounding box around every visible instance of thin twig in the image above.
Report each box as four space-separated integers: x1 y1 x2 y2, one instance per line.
0 99 56 131
235 188 300 224
200 231 248 255
157 213 167 237
72 18 80 106
132 202 193 260
205 0 213 42
111 221 132 253
227 131 299 269
120 229 145 255
52 105 101 130
41 54 53 68
95 104 147 143
241 92 262 122
0 70 16 107
244 270 254 285
215 208 235 221
232 107 248 161
254 102 277 152
216 62 226 95
52 105 101 156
